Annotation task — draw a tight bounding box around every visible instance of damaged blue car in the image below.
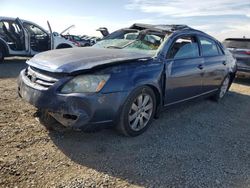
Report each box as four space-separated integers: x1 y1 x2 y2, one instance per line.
18 23 237 136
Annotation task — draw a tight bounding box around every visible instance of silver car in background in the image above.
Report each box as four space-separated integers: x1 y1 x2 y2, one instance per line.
223 38 250 77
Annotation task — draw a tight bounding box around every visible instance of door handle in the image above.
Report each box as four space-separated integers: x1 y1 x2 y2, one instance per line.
198 64 204 70
222 61 227 65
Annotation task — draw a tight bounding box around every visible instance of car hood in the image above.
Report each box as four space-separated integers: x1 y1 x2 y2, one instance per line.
27 47 153 74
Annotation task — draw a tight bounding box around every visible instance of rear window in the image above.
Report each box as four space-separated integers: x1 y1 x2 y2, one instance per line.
223 39 250 49
199 36 219 56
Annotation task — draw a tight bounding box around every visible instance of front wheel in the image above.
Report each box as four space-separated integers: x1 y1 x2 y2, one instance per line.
116 86 156 136
213 75 230 101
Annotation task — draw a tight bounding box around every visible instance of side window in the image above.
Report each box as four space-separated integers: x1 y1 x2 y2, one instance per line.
23 23 47 37
11 22 21 34
167 36 199 59
199 37 219 56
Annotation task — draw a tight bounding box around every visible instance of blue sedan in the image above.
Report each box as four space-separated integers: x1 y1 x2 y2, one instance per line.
18 23 237 136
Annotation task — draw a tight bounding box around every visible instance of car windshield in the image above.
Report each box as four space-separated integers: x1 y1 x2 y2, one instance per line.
94 29 168 53
223 39 250 49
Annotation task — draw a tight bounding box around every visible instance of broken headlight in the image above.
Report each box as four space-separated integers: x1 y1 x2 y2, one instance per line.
61 74 110 93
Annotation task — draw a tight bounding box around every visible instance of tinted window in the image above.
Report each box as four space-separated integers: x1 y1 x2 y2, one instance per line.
0 21 21 34
168 36 199 59
0 21 22 42
199 37 219 56
223 39 250 49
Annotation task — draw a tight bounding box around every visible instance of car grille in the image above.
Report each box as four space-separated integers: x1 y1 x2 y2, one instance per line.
25 66 59 89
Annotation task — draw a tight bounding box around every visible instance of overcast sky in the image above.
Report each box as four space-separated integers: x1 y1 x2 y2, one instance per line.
1 0 249 40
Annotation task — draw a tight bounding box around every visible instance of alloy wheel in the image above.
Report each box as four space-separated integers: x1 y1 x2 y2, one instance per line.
128 93 153 131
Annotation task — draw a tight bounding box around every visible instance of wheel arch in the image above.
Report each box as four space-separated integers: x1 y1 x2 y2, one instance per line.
130 83 163 118
114 83 163 127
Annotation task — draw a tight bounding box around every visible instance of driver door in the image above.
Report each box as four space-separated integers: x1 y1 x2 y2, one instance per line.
15 18 29 52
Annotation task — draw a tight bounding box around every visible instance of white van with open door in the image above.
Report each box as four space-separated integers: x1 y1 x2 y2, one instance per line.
0 17 78 62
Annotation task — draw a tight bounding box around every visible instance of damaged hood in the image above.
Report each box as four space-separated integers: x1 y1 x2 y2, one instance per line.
27 47 153 74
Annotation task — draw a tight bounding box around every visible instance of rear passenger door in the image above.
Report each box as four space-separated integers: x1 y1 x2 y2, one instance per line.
164 35 204 105
198 36 226 92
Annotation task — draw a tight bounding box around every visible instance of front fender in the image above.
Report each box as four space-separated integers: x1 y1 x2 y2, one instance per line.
101 60 164 93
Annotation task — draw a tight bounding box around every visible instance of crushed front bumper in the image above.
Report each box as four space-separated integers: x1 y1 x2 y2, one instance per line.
18 69 128 130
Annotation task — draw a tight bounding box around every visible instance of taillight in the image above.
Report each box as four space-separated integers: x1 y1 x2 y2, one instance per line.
240 51 250 55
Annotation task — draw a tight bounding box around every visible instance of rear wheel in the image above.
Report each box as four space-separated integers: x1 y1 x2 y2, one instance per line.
213 75 230 101
117 86 156 136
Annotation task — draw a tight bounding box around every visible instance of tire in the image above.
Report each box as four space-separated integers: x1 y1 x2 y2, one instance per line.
116 86 156 137
212 75 230 102
0 46 5 63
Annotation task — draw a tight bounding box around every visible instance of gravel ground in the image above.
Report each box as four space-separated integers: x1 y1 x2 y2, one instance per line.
0 58 250 188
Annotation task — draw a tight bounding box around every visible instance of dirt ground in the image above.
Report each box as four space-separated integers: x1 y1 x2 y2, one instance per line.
0 58 250 188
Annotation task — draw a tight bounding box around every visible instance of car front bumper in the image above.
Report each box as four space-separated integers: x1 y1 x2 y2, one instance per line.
17 69 129 130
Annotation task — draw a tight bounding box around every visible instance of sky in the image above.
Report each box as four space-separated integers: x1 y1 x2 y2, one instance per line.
0 0 249 40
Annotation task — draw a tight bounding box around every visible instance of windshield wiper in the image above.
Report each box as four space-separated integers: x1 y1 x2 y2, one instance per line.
106 45 123 49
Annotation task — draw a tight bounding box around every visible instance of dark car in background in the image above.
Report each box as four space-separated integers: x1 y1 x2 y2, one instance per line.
223 38 250 77
18 23 237 136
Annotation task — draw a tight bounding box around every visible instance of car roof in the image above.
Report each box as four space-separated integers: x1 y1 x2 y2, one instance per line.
130 23 191 32
0 16 43 27
0 16 48 33
0 16 29 23
129 23 217 41
224 38 250 41
0 16 17 21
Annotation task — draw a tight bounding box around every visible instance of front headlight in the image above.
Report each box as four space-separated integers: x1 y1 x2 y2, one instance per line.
61 74 110 94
